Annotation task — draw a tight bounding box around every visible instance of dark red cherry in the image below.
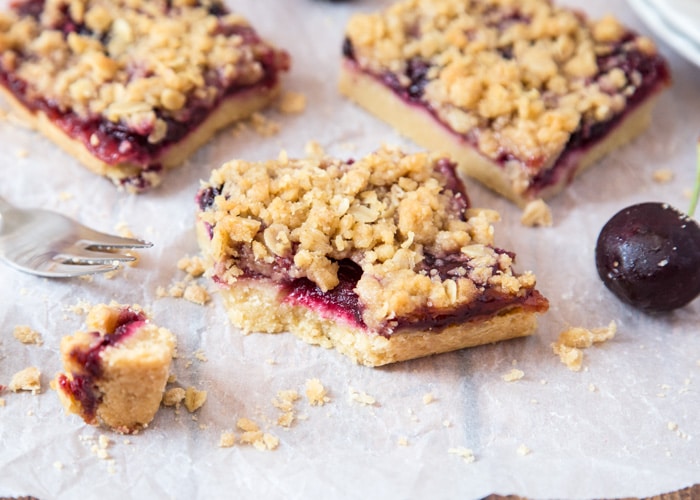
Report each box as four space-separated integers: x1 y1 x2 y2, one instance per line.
595 202 700 312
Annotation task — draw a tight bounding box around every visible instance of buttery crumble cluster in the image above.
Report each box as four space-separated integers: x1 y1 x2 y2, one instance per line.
198 146 537 330
344 0 661 183
0 0 287 144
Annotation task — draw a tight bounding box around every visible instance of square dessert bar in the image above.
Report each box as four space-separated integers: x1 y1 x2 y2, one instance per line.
339 0 670 206
53 303 176 433
0 0 289 191
195 146 549 367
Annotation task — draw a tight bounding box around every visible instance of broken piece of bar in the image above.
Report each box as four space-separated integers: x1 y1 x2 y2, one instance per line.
0 0 289 191
53 303 176 433
339 0 670 205
195 146 549 367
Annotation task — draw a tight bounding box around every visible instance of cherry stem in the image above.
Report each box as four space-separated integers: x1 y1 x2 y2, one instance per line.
691 142 700 217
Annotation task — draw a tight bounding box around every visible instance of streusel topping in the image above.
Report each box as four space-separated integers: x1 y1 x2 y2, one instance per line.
0 0 288 144
198 146 538 330
344 0 664 182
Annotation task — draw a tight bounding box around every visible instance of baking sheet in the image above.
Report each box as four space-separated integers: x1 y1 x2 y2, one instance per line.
0 1 698 498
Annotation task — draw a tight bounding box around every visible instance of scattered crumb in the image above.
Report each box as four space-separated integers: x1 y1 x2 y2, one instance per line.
349 387 377 406
193 349 208 362
520 198 553 227
517 444 532 456
162 387 186 407
58 191 74 202
250 112 280 137
184 387 207 412
9 366 41 394
667 421 678 431
305 378 330 406
219 431 236 448
502 368 525 382
177 256 206 278
277 90 307 114
397 437 409 446
652 168 674 183
16 149 29 158
236 418 279 450
552 321 617 371
183 283 210 305
13 325 43 345
90 434 111 460
442 420 452 427
273 389 300 428
304 140 325 158
265 358 277 365
448 447 475 463
0 398 5 407
67 299 92 315
588 383 598 392
422 392 435 405
53 461 64 470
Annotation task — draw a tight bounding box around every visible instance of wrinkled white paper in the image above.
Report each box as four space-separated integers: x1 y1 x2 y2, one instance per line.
0 1 698 498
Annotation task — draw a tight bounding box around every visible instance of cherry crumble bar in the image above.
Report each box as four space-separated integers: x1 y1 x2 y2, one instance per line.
339 0 671 206
52 303 176 433
196 147 548 367
0 0 289 191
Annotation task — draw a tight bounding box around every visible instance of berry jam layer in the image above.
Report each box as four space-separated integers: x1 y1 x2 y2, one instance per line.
282 258 548 338
341 0 671 200
56 307 146 422
0 0 289 185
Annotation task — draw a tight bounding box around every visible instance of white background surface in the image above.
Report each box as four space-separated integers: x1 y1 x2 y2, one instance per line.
0 1 698 499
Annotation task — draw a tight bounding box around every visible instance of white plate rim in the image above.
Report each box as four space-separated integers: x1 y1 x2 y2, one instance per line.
628 0 700 68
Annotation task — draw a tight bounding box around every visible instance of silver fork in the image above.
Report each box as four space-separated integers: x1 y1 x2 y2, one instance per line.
0 195 152 277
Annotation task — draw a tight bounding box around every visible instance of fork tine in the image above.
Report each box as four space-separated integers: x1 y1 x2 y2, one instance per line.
56 247 137 264
78 229 153 249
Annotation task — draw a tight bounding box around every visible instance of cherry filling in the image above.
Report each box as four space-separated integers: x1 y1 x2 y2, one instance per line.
56 307 147 421
342 27 670 195
279 255 548 338
0 0 290 184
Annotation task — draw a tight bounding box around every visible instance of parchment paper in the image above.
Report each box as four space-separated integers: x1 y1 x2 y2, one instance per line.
0 1 698 499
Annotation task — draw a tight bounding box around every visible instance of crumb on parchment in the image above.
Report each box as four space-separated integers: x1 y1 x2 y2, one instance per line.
184 387 207 413
502 368 525 382
9 366 41 394
520 199 553 227
448 447 475 463
552 321 617 371
306 378 330 406
349 387 377 406
13 325 43 345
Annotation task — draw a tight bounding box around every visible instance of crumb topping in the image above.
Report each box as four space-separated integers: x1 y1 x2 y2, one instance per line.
0 0 289 144
198 146 541 331
344 0 666 186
